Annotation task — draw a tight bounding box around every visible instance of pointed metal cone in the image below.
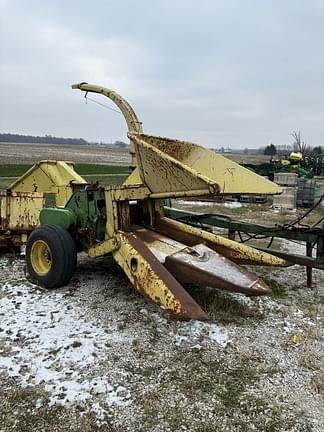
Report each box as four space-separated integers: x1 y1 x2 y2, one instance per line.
164 244 272 296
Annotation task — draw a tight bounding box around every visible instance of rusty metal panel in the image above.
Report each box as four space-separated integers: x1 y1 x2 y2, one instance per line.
87 237 119 258
9 160 86 206
155 217 288 267
129 132 282 197
0 191 45 232
106 184 150 201
113 231 208 320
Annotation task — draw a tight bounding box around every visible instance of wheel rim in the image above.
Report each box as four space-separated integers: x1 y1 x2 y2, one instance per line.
30 240 52 276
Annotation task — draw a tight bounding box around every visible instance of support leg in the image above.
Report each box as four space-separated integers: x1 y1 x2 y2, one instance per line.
306 242 313 288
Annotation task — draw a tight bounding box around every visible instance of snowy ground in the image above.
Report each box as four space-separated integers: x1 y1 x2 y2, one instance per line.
0 240 323 431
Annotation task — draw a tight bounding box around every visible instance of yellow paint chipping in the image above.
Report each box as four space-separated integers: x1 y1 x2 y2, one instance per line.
113 233 182 313
157 217 288 267
9 160 86 206
129 132 282 197
87 237 119 258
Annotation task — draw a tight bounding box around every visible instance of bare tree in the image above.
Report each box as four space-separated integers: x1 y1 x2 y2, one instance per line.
291 130 312 156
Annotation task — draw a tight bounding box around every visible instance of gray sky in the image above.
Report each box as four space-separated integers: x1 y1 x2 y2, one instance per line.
0 0 323 149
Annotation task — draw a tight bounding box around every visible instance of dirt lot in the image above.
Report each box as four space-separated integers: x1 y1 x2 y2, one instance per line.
1 216 323 432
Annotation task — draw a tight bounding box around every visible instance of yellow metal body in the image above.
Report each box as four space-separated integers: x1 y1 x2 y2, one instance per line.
0 191 45 248
73 83 282 198
112 231 208 320
129 133 282 196
87 237 119 258
9 160 86 206
70 82 288 319
0 191 45 232
1 160 87 247
289 152 303 162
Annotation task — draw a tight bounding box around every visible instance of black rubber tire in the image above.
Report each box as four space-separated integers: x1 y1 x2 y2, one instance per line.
26 224 77 288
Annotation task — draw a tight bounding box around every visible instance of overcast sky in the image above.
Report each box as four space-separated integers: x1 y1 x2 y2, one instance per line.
0 0 323 149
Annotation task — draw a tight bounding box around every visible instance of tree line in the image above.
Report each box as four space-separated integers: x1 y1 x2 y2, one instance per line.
0 133 129 148
0 133 89 145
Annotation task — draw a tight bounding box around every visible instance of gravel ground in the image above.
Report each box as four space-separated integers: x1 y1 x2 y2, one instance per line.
0 237 323 431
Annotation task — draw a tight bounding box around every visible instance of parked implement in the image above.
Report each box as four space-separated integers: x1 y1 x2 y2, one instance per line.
24 83 288 320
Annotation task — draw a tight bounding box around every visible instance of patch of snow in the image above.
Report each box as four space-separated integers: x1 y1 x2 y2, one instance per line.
146 310 230 348
175 320 230 348
91 402 106 422
176 200 215 207
0 282 132 419
224 201 242 208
